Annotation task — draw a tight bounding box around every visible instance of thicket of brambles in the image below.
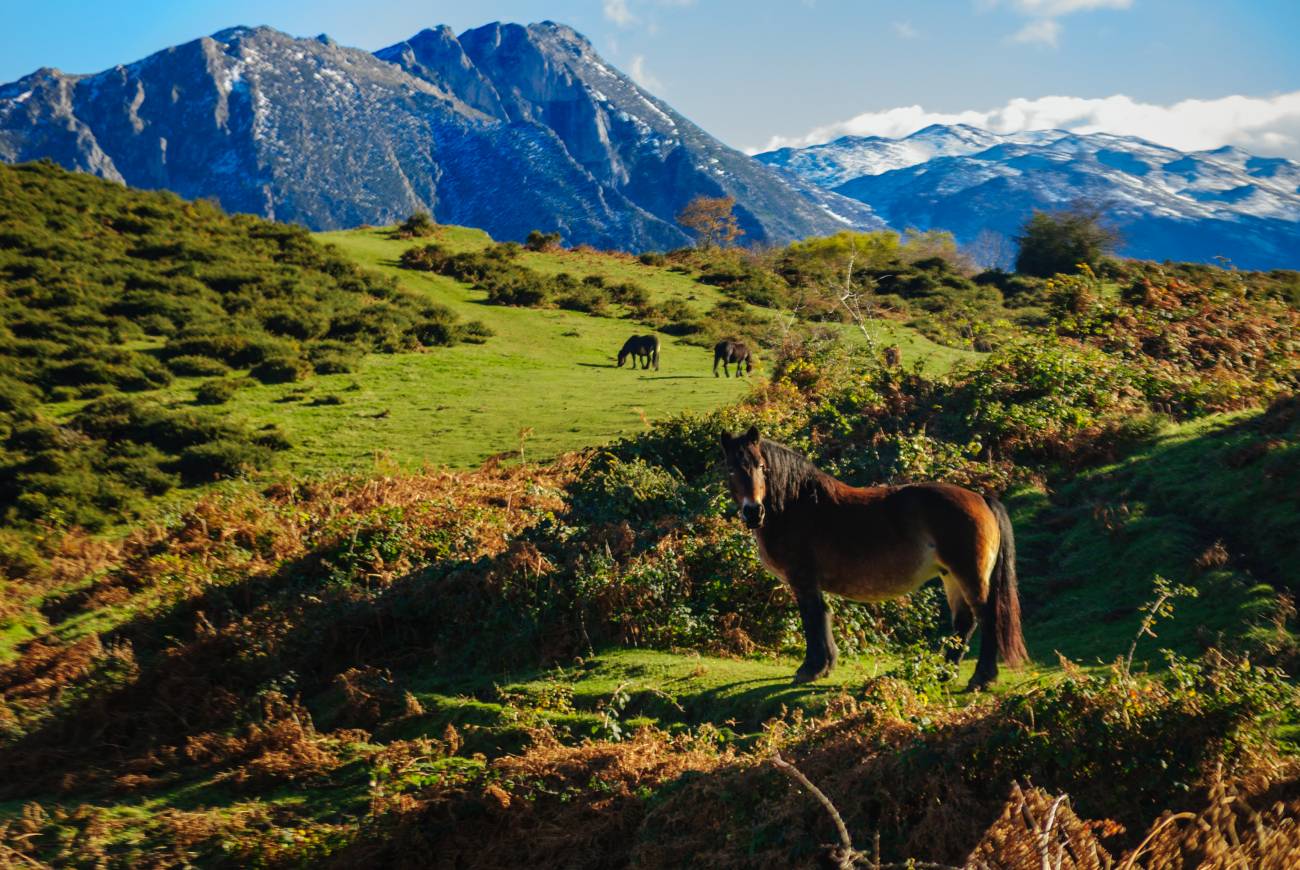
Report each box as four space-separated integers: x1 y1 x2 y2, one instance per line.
0 162 489 531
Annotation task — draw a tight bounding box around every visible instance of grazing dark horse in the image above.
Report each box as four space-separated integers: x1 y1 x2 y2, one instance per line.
617 334 660 370
713 340 752 378
719 426 1028 690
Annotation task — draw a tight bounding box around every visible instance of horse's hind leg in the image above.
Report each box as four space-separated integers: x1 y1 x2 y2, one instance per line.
936 532 998 690
943 579 976 666
792 584 838 683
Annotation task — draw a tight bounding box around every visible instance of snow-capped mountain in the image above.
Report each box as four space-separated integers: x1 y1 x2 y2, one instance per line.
0 22 880 249
756 124 1020 187
756 125 1300 269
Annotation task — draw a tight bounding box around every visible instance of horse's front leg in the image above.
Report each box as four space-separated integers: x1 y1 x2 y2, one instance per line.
792 584 838 683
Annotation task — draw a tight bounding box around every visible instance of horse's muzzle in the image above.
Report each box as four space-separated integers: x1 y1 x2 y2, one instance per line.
741 503 765 529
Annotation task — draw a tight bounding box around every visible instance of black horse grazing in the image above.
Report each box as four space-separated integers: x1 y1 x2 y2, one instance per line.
713 341 753 378
617 334 660 370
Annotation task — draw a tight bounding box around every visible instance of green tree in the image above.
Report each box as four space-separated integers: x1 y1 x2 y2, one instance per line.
396 211 436 238
1014 206 1120 277
525 230 563 252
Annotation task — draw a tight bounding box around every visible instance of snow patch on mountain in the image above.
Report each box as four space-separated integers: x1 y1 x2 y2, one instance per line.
758 124 1300 269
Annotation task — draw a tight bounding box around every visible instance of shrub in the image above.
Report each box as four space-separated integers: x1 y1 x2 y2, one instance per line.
609 282 649 308
395 211 436 239
0 376 38 414
569 457 694 525
308 341 363 375
253 425 292 451
250 356 310 385
398 244 447 272
194 378 240 405
262 307 330 340
459 320 493 344
485 280 548 307
172 439 273 482
166 355 232 377
101 443 178 496
555 285 609 314
525 230 562 252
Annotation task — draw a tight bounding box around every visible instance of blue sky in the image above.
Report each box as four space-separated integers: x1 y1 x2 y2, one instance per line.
3 1 1299 155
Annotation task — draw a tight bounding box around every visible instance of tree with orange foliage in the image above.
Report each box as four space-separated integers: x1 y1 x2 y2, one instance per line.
675 195 743 249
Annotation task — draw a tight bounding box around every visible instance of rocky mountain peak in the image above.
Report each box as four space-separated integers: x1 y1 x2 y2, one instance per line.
0 21 879 249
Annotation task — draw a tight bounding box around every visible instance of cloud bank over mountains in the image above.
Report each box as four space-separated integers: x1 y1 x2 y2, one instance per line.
757 91 1300 160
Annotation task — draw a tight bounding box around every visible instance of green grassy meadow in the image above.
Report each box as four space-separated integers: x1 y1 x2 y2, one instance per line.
27 223 973 480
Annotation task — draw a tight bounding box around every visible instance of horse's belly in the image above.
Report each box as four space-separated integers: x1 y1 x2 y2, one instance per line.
753 531 938 602
816 546 938 603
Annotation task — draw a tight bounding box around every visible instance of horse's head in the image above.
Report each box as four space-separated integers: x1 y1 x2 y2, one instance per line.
616 349 628 367
720 425 766 529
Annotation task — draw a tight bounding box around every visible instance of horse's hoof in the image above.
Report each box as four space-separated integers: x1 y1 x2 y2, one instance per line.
964 675 995 693
793 665 829 684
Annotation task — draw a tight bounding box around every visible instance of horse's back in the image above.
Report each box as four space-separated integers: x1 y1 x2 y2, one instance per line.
796 481 998 600
840 482 995 541
714 340 746 360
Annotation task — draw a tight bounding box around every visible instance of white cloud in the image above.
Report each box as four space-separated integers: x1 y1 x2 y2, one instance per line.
1010 0 1132 13
627 55 663 92
1009 18 1060 46
892 20 920 39
756 91 1300 160
603 0 637 28
988 0 1133 48
603 0 694 30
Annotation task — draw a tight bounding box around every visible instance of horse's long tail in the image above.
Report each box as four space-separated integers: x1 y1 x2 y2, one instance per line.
985 496 1029 667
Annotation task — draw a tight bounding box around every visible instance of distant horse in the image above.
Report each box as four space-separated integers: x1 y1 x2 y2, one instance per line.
617 334 660 370
713 340 752 378
719 426 1028 690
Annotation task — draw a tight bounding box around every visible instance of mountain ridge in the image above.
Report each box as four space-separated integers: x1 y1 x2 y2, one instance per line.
756 125 1300 269
0 21 880 250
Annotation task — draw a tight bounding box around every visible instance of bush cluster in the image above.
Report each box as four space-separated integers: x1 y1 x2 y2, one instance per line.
0 395 287 529
399 242 650 318
0 162 483 528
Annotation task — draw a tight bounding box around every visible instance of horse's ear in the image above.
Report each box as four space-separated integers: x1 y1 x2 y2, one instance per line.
744 425 760 443
719 431 733 449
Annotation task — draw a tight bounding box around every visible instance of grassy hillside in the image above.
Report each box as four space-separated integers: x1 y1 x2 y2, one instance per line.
0 162 483 533
1 167 1298 867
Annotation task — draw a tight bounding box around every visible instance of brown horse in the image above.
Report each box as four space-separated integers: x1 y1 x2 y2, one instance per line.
720 426 1028 690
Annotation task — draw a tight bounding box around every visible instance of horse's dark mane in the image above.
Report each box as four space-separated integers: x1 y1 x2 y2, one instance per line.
759 439 833 514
